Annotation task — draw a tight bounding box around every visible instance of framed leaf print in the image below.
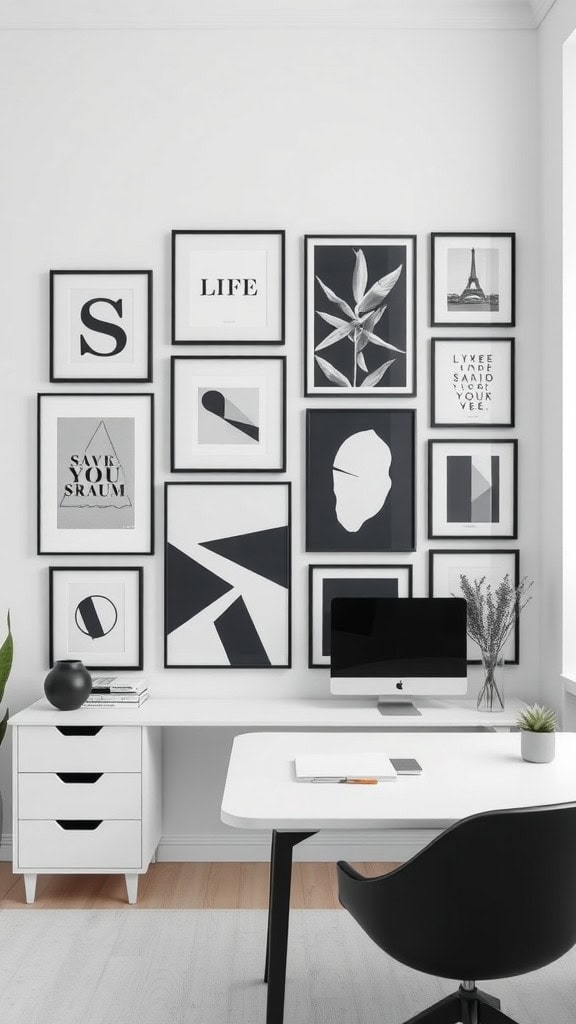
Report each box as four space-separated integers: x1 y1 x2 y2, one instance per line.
305 235 416 396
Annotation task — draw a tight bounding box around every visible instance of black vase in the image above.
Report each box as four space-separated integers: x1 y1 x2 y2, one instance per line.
44 660 92 711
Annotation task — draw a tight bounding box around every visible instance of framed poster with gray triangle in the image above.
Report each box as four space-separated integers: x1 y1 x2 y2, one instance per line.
37 393 154 554
164 482 291 668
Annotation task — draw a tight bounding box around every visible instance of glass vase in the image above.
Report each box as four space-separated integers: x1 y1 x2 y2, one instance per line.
477 651 505 712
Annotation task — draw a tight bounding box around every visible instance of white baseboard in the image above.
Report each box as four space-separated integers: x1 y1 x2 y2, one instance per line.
156 830 438 863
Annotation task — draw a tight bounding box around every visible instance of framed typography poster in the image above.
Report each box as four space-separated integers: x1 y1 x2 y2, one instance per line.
37 393 154 554
431 338 514 427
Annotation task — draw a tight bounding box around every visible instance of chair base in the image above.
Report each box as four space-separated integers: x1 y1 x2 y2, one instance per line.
402 984 519 1024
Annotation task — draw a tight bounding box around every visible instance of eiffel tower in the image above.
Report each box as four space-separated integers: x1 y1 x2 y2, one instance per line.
459 248 486 302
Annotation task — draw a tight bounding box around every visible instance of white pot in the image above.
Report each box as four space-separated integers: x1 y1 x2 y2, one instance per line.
521 730 556 764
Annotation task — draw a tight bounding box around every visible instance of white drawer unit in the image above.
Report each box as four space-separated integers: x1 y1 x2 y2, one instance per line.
11 722 161 905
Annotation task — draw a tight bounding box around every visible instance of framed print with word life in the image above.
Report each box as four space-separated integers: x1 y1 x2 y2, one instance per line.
431 233 515 327
308 564 413 668
429 549 520 663
50 270 152 383
170 356 286 472
304 235 416 396
428 439 518 540
49 567 143 671
431 338 515 428
306 408 415 552
171 230 285 344
164 482 291 668
37 393 154 555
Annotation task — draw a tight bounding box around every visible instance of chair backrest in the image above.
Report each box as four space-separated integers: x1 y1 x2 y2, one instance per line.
338 802 576 981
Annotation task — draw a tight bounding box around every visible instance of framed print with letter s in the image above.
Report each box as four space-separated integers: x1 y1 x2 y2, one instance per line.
305 235 416 396
172 230 285 344
428 439 518 540
38 393 154 554
171 356 285 472
431 233 515 327
49 566 143 671
50 270 152 382
431 338 514 427
308 564 413 668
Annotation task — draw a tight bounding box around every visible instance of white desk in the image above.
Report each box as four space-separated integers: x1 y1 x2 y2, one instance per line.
221 731 576 1024
8 696 524 905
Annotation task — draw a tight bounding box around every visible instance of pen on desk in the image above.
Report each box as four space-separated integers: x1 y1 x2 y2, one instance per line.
309 777 378 785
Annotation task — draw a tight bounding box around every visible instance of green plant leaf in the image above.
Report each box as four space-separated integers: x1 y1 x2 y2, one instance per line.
352 249 368 305
0 708 9 747
315 276 355 319
314 355 351 387
0 611 13 705
315 320 359 351
357 265 403 314
361 359 395 387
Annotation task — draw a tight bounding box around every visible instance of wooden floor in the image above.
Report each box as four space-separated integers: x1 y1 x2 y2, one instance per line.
0 861 397 910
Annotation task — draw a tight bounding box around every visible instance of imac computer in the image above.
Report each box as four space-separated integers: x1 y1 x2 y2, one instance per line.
330 597 468 716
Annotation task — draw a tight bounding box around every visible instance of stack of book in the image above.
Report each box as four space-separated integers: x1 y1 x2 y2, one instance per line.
83 677 149 709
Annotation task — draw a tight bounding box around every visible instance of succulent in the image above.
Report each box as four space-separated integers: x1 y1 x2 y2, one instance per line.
0 612 12 746
516 703 557 733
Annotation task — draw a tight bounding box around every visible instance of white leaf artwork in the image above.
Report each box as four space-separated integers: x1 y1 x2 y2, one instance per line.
332 429 392 532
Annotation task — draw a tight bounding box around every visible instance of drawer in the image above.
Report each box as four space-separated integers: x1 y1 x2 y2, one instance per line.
18 773 141 820
17 726 141 773
17 820 142 870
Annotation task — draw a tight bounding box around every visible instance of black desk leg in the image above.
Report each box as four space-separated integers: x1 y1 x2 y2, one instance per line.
264 830 316 1024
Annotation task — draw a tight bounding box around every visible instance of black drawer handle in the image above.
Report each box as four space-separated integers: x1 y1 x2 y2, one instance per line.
56 820 103 831
56 726 102 737
56 773 103 785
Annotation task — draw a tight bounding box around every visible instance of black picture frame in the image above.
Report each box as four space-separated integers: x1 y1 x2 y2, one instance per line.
170 355 286 472
431 232 516 328
428 549 520 664
304 234 417 397
308 563 414 668
428 438 518 541
430 337 515 428
171 229 285 345
306 408 416 552
49 566 144 671
164 481 291 669
37 392 155 555
50 269 153 383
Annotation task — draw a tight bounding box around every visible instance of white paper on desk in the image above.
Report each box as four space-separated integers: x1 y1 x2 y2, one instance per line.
294 754 397 781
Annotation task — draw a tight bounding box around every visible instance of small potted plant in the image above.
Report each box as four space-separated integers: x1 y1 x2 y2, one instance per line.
517 703 557 763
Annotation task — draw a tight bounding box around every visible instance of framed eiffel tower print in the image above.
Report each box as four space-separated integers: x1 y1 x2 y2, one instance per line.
431 233 515 327
37 393 154 554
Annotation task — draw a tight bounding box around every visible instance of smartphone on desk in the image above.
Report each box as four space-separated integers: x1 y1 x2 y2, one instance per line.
390 758 422 775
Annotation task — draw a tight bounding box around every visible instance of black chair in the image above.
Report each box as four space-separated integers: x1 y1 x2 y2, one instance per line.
337 803 576 1024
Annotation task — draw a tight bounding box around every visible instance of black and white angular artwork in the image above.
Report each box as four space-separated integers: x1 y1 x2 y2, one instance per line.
308 564 413 667
49 566 143 670
164 482 291 667
431 338 514 427
428 440 518 539
305 235 416 396
306 409 415 552
171 357 285 471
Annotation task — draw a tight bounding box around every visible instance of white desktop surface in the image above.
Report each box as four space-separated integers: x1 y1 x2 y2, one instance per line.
8 696 525 729
221 731 576 831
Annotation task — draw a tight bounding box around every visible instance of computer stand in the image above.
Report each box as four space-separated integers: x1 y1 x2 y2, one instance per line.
377 700 422 717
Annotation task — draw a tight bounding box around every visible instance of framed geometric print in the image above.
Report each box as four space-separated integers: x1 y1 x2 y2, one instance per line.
308 564 413 668
37 393 154 554
306 409 415 552
171 356 286 472
428 439 518 540
164 482 291 668
171 230 285 344
50 270 152 382
431 233 515 327
431 338 515 428
49 566 143 671
305 235 416 396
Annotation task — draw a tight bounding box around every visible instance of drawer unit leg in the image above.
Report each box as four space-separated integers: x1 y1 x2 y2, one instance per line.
125 873 139 904
24 874 37 904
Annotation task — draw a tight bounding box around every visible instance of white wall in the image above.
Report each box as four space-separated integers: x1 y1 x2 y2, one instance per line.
0 26 540 858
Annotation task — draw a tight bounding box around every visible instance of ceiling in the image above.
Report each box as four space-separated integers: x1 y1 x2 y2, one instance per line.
0 0 558 31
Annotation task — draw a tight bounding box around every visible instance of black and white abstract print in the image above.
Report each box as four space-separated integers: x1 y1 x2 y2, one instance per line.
306 409 415 552
198 388 259 444
165 483 291 667
428 440 517 539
